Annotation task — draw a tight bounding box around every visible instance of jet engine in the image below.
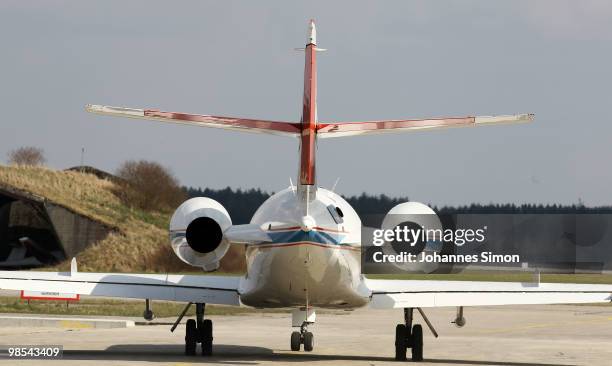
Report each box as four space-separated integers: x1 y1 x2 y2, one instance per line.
380 201 443 274
169 197 232 271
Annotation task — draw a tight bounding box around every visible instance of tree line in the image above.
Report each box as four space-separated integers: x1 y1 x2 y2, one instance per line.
185 187 612 224
6 149 609 221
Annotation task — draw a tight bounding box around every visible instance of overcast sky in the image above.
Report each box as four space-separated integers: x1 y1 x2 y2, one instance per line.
1 1 611 206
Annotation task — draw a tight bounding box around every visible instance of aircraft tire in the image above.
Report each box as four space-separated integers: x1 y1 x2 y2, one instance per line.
394 324 407 361
411 324 423 361
303 332 314 352
201 319 213 356
185 319 197 356
290 331 301 351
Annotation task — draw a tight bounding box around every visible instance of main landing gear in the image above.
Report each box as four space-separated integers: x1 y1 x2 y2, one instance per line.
171 302 213 356
395 307 438 362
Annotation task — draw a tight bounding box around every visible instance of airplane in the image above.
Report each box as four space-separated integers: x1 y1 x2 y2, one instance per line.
1 19 611 362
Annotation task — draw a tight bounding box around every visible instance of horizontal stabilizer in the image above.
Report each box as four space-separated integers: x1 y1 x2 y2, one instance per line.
317 113 534 138
86 104 300 137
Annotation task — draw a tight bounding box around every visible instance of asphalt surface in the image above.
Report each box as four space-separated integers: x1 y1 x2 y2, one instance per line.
0 304 610 365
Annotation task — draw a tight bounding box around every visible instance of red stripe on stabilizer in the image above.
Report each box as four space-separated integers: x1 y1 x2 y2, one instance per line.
317 117 476 134
144 110 301 134
299 43 317 185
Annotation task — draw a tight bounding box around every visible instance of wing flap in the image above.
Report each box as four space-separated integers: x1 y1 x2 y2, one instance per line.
86 104 301 137
0 271 241 305
366 279 612 308
317 114 533 138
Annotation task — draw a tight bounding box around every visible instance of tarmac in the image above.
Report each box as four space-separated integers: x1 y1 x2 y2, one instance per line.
0 304 610 365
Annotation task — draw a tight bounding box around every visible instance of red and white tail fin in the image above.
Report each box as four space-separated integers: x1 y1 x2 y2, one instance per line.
86 19 533 209
299 19 318 188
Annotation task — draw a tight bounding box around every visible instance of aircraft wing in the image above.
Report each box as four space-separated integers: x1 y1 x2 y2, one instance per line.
86 104 301 137
365 278 612 309
0 270 241 305
317 114 533 138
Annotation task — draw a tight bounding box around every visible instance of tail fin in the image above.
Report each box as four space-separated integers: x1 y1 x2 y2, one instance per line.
299 19 319 188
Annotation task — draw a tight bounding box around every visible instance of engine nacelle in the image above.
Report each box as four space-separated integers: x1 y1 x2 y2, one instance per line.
169 197 232 271
380 201 442 274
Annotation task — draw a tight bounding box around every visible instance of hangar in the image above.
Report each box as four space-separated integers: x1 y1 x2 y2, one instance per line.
0 182 111 268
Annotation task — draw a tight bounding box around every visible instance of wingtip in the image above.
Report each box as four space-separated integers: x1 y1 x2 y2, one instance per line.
83 104 147 118
85 104 99 113
474 113 535 125
518 113 535 123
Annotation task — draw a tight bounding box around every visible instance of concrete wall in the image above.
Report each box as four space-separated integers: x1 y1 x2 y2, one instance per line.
45 203 111 258
0 186 112 267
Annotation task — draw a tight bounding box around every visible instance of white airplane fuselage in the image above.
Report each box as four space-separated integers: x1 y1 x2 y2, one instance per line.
239 187 370 309
236 21 369 309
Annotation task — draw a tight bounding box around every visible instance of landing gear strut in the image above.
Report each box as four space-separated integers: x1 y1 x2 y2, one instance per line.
290 322 314 352
184 303 213 356
395 308 423 361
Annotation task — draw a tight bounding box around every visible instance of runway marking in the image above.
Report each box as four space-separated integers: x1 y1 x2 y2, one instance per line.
60 320 94 329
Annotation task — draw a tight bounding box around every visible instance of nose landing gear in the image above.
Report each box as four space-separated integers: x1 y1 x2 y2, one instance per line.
290 322 314 351
290 307 316 352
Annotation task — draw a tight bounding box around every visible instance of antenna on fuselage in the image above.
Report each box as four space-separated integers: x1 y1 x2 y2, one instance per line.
331 177 340 193
289 177 296 195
